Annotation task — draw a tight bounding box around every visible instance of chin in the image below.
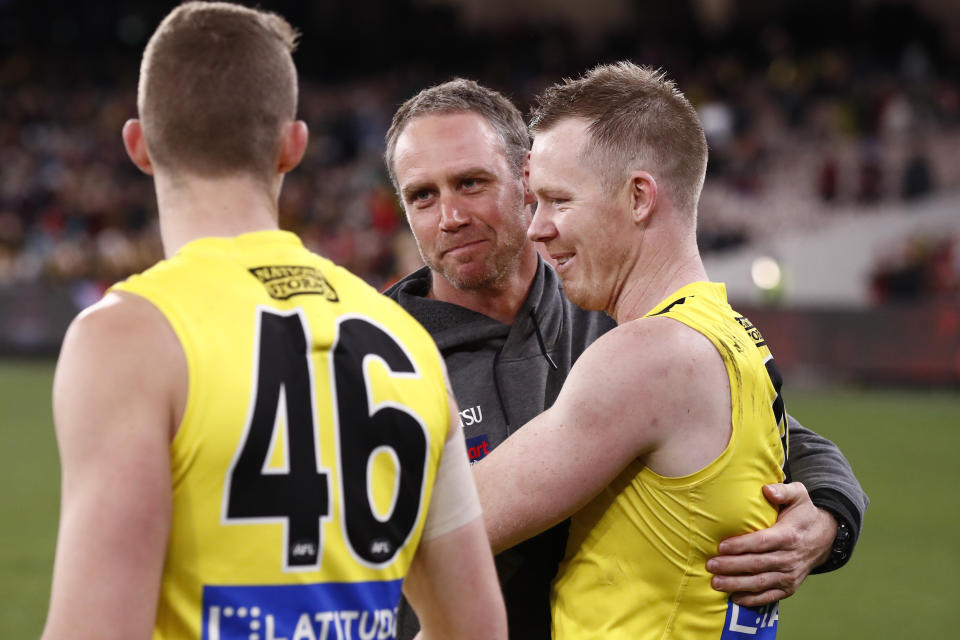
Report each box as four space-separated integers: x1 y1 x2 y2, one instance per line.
563 284 601 312
444 265 497 291
426 256 479 287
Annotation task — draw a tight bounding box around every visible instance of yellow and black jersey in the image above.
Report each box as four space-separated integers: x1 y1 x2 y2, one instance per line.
110 230 449 640
551 281 786 640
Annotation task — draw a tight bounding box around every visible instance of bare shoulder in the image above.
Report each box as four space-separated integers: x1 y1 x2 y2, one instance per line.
64 291 173 347
58 291 183 392
620 315 733 474
55 291 186 440
575 314 721 386
562 314 729 458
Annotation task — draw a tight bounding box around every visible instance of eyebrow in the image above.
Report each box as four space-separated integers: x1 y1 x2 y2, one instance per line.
451 167 496 182
400 167 497 201
400 182 430 201
532 184 573 199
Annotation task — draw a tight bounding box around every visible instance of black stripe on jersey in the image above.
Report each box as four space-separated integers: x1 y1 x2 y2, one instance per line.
651 296 688 316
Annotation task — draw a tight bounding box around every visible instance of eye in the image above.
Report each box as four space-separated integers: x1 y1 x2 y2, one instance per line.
408 189 434 207
536 192 569 209
461 177 484 192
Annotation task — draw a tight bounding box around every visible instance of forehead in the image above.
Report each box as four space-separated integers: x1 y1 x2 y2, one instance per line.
393 111 510 185
529 118 597 188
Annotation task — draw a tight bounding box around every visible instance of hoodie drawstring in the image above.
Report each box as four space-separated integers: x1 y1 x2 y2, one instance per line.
492 347 511 432
491 307 558 434
530 307 558 371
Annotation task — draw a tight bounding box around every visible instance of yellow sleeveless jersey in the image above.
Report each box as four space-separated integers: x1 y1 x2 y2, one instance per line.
551 281 787 640
109 231 450 640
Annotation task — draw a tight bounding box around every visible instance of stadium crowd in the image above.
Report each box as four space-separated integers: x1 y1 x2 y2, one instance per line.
2 6 960 302
871 231 960 302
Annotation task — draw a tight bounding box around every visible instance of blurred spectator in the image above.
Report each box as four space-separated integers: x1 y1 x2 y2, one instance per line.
818 152 839 202
871 233 960 303
902 141 934 200
1 1 959 303
857 138 884 204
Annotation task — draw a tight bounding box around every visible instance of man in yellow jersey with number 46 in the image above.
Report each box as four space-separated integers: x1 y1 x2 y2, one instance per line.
41 4 506 640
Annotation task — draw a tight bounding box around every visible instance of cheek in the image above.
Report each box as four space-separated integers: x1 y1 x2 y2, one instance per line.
492 185 527 223
485 195 513 224
558 216 587 248
409 216 437 246
576 217 620 270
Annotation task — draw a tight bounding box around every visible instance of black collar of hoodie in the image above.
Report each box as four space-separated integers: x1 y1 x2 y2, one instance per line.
384 256 564 363
385 256 565 430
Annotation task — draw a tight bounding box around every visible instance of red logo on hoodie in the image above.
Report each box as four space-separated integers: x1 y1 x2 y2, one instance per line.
465 434 491 464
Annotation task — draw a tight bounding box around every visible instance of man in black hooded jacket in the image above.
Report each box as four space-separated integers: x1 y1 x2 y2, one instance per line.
383 78 868 640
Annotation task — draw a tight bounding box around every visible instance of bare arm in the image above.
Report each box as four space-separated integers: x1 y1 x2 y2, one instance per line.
405 518 506 640
402 387 507 640
474 318 731 554
42 293 184 640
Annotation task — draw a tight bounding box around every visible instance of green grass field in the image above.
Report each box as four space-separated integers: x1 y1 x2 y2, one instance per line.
1 358 958 638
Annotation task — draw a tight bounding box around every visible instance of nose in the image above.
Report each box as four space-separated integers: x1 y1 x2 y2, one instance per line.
527 201 556 243
438 193 469 232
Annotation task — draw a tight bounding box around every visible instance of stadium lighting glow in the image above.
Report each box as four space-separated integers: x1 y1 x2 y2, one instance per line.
751 256 782 291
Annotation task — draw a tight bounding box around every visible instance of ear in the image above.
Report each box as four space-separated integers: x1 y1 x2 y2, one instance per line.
629 170 657 223
522 151 536 206
122 119 154 175
278 120 308 174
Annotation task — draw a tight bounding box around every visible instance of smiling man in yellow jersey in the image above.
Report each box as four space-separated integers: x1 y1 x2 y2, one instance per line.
474 62 787 639
40 4 506 640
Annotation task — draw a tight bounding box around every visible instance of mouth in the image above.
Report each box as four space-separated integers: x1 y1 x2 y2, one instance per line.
550 252 574 269
442 239 487 258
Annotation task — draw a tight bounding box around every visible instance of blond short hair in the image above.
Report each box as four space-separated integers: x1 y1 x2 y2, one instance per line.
138 1 300 178
530 62 707 217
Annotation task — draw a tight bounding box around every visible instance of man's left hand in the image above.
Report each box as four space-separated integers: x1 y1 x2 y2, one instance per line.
707 482 836 607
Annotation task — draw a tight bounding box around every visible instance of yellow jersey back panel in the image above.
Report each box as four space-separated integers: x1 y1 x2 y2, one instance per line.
551 281 787 640
110 231 450 640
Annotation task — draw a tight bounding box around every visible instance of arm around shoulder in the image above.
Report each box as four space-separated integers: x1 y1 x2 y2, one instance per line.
474 317 722 553
42 292 185 640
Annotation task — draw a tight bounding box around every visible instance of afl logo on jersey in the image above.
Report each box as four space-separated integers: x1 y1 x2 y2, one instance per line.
290 541 317 559
369 538 394 561
249 265 339 301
